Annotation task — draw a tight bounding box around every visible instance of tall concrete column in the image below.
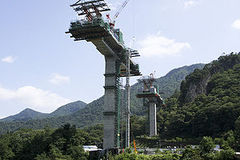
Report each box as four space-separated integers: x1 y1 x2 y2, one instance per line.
149 102 157 136
125 51 130 148
103 56 117 149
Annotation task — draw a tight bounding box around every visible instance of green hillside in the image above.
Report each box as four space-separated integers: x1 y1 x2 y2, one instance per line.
49 101 87 117
0 101 87 123
0 98 104 134
134 53 240 141
0 64 204 134
130 63 205 115
0 108 48 122
0 54 240 159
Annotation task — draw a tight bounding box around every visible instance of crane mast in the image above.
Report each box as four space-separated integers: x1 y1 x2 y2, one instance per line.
107 0 131 27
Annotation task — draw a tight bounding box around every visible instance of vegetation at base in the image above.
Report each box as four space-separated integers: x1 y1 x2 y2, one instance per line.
0 123 239 160
180 136 236 160
111 151 181 160
110 136 237 160
0 124 103 160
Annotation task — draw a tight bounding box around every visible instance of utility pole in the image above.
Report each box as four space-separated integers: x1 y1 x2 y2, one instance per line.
125 50 130 148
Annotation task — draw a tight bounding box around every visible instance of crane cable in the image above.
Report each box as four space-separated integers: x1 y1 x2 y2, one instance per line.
125 0 136 49
113 0 131 20
131 0 136 48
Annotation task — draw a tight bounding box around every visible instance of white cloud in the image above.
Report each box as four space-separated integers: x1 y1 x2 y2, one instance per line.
49 73 70 85
138 33 191 58
0 86 71 113
0 87 15 100
1 56 16 63
232 19 240 30
184 0 198 8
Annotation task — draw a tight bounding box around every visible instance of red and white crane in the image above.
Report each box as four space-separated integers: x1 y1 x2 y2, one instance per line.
106 0 131 27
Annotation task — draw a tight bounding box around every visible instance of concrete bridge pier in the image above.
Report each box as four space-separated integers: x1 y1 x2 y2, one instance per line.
149 102 157 137
103 56 118 149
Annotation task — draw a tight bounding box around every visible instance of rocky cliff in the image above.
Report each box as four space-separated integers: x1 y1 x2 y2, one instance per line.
178 52 240 105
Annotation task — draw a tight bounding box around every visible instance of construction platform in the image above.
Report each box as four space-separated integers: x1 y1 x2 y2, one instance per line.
67 0 141 148
66 17 141 77
136 86 163 103
136 75 164 137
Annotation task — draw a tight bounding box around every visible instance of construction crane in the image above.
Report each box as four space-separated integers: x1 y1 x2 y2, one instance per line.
106 0 131 27
66 0 140 151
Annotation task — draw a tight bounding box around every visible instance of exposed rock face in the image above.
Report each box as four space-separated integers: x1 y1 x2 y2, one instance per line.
184 73 211 103
179 52 240 105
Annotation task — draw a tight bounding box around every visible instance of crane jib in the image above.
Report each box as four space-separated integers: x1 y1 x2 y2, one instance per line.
113 0 131 20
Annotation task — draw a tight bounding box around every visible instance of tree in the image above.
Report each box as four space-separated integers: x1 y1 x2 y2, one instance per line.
67 146 88 160
180 146 203 160
0 140 15 160
234 116 240 150
35 153 51 160
199 137 215 160
216 148 235 160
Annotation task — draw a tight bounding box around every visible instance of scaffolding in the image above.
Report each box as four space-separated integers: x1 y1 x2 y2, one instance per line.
136 74 164 136
66 0 141 149
136 74 163 103
66 16 140 76
71 0 110 20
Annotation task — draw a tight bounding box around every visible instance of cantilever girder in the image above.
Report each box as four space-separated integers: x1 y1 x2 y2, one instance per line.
66 17 141 77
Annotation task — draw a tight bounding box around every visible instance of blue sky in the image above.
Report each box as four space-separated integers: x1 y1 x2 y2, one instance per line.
0 0 240 118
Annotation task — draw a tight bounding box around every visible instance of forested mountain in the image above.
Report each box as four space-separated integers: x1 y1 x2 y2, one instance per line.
0 98 104 134
130 63 205 115
0 101 87 123
147 53 240 139
0 54 240 159
124 53 240 155
49 101 87 117
0 108 48 122
179 53 240 105
0 64 204 134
